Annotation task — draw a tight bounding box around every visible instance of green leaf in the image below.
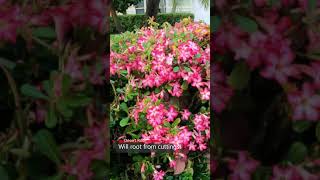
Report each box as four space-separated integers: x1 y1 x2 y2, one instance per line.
183 66 191 72
286 142 308 164
45 105 57 128
308 0 317 11
252 166 272 180
120 70 128 76
234 15 258 33
172 118 181 127
268 0 279 6
120 102 128 113
32 27 56 39
195 54 201 58
91 160 108 179
128 132 139 139
316 122 320 142
164 121 171 128
155 88 161 94
42 80 52 96
120 117 130 127
228 62 251 90
9 148 30 158
293 121 312 133
33 129 61 165
21 84 49 100
173 66 179 72
42 173 64 180
116 88 124 93
211 16 221 32
181 81 188 90
56 100 73 118
133 155 143 162
83 65 90 78
64 95 92 107
0 166 9 180
0 57 16 70
166 84 173 91
62 74 72 95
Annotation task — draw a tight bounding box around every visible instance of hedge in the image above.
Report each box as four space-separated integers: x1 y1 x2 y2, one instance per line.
110 13 194 34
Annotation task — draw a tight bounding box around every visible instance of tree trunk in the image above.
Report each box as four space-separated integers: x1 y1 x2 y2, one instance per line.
110 6 123 33
146 0 160 19
172 0 177 13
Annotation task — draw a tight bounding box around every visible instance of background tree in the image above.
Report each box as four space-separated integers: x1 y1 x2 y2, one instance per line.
199 0 209 9
111 0 142 33
146 0 160 18
112 0 142 14
172 0 209 12
171 0 178 13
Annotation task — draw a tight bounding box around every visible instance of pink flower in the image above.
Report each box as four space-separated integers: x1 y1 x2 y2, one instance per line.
62 122 106 180
300 62 320 89
0 5 23 43
167 106 178 122
65 50 84 81
35 101 47 123
307 29 320 54
212 64 233 113
198 142 207 151
169 159 176 168
147 104 167 127
188 142 197 151
169 82 183 97
193 114 210 131
287 83 320 121
62 151 94 180
49 6 71 46
254 0 267 7
211 159 218 174
171 127 192 148
260 51 299 85
153 170 165 180
141 163 146 173
200 87 210 100
181 109 191 120
228 151 260 180
271 166 299 180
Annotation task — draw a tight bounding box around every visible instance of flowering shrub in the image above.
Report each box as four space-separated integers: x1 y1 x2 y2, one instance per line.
110 18 210 179
213 0 320 179
0 0 107 179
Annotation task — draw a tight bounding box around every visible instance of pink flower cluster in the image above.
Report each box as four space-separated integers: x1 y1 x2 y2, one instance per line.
138 94 210 152
211 63 233 113
214 2 320 121
48 0 107 44
62 121 107 180
111 19 210 179
228 152 260 180
227 151 320 180
111 20 210 102
0 4 23 43
0 0 106 44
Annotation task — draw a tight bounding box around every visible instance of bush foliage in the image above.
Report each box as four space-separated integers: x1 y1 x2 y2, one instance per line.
110 13 194 34
110 17 210 179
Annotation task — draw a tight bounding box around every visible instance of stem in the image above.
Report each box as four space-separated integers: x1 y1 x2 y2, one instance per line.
0 65 25 144
32 36 55 53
